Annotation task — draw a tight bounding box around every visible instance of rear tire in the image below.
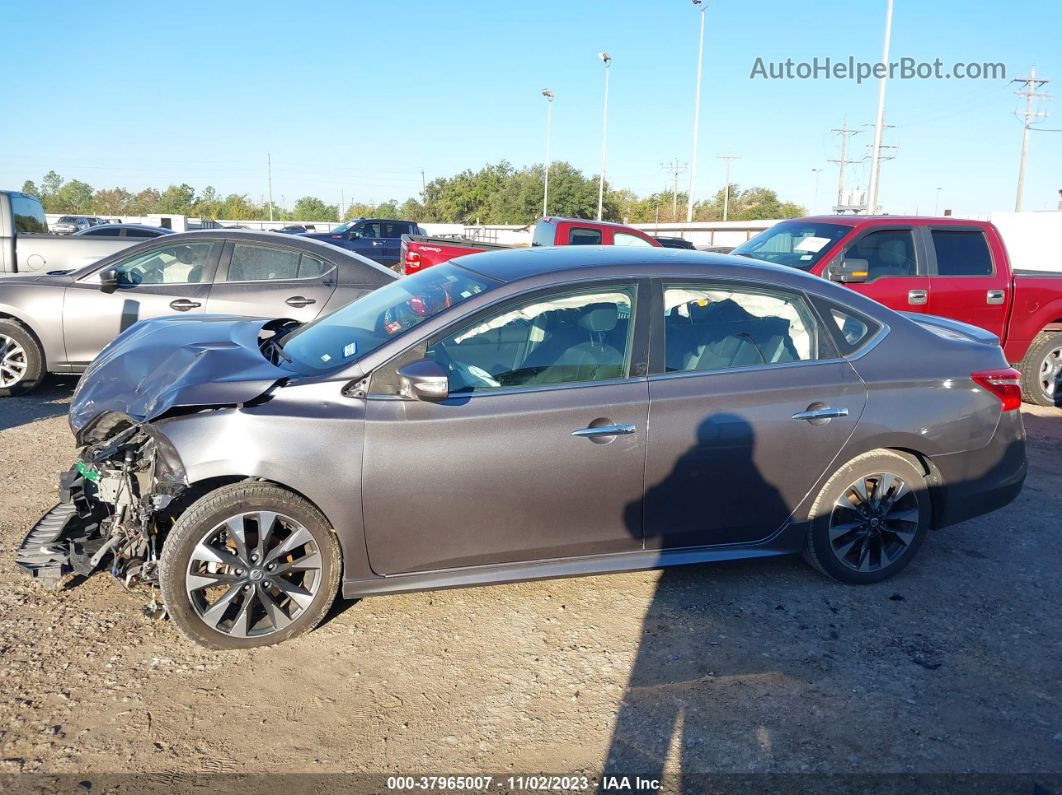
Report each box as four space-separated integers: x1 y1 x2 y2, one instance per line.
0 319 44 397
804 450 931 584
159 482 341 650
1019 331 1062 407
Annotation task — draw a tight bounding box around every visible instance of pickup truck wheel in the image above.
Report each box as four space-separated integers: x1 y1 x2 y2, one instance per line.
0 320 44 397
1019 331 1062 407
159 482 341 650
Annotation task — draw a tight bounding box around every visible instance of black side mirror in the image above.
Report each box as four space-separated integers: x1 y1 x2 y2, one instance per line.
98 267 120 293
828 257 869 284
347 230 361 240
397 358 449 402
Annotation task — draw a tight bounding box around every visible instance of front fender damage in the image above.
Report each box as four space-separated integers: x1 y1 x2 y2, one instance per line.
16 414 189 598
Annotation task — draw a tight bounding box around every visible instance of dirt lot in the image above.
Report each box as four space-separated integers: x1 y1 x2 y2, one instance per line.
0 380 1060 783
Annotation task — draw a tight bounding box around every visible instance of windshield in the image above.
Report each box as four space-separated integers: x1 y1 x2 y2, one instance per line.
281 262 495 371
328 221 354 234
732 221 851 270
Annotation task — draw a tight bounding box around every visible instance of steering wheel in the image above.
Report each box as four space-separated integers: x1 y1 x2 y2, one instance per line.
431 342 500 390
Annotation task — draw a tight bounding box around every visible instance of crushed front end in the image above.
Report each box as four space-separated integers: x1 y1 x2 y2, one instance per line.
16 415 187 596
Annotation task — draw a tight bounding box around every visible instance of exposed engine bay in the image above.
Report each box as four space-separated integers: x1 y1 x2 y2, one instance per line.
16 419 186 611
16 318 303 605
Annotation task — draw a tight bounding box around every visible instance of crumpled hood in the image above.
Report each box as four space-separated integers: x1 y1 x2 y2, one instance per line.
70 315 291 435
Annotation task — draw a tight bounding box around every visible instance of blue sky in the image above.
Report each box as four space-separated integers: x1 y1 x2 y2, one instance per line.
4 0 1060 216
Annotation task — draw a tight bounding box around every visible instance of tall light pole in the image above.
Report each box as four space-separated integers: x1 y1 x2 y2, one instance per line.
718 152 739 221
934 186 942 215
866 0 894 213
267 153 274 222
811 167 823 215
687 0 709 222
596 52 611 221
542 89 555 218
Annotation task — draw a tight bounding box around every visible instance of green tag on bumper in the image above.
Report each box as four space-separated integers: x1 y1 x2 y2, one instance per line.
75 460 100 482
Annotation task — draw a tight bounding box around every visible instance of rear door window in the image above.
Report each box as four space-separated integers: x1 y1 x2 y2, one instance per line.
531 222 557 247
226 243 302 281
11 194 48 233
931 229 993 276
568 228 603 245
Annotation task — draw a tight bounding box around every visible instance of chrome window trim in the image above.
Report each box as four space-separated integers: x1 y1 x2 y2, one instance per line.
366 375 649 401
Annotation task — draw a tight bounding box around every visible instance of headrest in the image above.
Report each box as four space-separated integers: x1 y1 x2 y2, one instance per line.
689 297 751 325
175 245 197 264
579 303 619 333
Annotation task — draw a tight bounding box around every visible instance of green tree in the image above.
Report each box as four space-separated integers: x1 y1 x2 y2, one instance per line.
343 201 374 220
694 184 806 221
220 194 257 220
54 179 94 213
131 188 162 215
398 197 425 220
93 187 134 216
293 196 338 221
21 180 40 198
157 183 197 214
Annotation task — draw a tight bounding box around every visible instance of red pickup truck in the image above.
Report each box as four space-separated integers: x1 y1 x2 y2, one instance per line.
731 216 1062 405
400 216 660 276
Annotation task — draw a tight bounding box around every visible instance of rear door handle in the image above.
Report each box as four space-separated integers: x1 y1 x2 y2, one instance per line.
907 289 928 306
572 424 636 438
792 407 849 422
285 296 316 308
169 299 201 311
987 289 1005 305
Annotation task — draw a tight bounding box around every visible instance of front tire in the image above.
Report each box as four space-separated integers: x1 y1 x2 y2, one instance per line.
804 450 930 584
159 482 341 650
0 319 44 397
1019 331 1062 407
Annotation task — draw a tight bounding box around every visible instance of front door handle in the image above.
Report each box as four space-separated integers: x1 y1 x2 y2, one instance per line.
907 289 928 305
169 299 201 311
792 406 849 423
572 424 636 438
986 289 1005 305
285 296 316 308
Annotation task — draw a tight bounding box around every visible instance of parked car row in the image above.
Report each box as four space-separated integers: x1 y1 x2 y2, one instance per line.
50 214 115 234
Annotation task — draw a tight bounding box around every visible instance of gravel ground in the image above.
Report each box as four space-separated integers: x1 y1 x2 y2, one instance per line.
0 379 1060 782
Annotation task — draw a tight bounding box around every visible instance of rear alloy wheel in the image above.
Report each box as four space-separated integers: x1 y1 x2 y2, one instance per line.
0 319 44 397
1019 331 1062 407
804 450 930 584
160 483 340 649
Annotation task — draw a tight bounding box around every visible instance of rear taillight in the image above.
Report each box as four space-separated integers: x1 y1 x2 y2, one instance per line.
971 368 1022 411
405 250 422 274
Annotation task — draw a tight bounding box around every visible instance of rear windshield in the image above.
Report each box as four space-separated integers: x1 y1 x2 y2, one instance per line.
11 194 48 233
732 221 851 270
531 221 556 247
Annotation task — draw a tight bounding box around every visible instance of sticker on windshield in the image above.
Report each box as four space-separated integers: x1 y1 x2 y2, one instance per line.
795 236 831 253
320 353 332 363
343 342 357 358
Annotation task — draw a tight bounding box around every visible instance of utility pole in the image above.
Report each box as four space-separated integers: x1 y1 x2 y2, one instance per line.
420 168 426 195
340 188 344 221
1012 66 1050 211
829 119 861 210
863 117 896 212
717 152 739 221
866 0 894 214
687 0 710 222
266 153 274 221
661 159 687 221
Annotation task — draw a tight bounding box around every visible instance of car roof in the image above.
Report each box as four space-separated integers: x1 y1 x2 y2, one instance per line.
452 243 824 286
539 216 643 230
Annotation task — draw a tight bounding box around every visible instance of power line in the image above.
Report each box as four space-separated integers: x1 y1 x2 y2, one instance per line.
1012 65 1050 211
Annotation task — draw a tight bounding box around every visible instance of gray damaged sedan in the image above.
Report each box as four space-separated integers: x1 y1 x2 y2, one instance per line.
17 246 1026 649
0 230 396 395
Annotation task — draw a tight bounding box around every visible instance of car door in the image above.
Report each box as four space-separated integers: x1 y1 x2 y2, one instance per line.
642 280 867 549
924 225 1009 338
375 221 410 267
61 239 220 367
360 280 650 574
833 226 931 314
205 241 337 322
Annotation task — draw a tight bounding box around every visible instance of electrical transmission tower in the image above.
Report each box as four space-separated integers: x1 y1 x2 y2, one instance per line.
660 159 687 221
829 119 862 212
863 117 897 213
1012 66 1050 211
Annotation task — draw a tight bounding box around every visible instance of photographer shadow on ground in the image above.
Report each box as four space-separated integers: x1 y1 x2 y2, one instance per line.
602 412 795 786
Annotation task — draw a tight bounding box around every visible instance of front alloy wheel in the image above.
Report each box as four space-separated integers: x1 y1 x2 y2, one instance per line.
0 334 28 389
160 483 340 649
